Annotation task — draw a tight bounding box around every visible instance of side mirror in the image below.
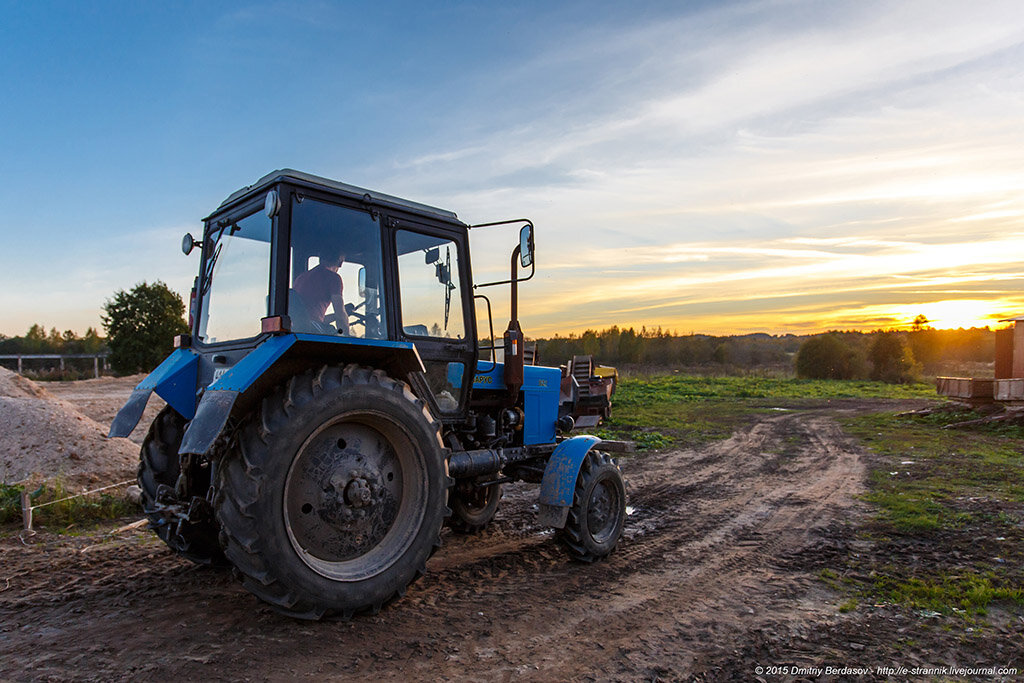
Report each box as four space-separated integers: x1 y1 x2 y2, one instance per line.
425 247 440 264
358 267 366 298
519 224 534 268
181 232 200 256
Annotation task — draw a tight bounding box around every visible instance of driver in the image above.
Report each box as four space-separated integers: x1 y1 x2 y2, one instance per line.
293 247 351 335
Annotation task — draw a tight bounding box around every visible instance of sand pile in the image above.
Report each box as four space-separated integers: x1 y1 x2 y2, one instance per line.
0 367 138 490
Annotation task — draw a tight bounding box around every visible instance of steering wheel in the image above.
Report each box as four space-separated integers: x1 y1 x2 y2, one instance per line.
345 302 368 327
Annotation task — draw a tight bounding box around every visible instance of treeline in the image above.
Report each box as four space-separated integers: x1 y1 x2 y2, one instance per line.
535 325 996 379
0 324 106 354
0 325 107 379
536 326 801 370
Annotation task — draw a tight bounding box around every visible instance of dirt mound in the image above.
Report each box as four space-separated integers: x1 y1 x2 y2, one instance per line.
0 368 138 490
0 366 54 400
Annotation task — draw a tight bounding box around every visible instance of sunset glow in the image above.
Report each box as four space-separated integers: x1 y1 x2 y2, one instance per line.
2 2 1024 339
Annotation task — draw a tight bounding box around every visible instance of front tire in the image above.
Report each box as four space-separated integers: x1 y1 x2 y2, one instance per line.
215 365 450 620
138 407 224 565
447 479 501 534
558 450 626 562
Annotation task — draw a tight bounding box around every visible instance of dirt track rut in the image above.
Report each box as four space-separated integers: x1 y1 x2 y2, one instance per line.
0 405 880 681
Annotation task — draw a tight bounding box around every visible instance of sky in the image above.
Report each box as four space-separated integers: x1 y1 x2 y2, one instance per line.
2 0 1024 338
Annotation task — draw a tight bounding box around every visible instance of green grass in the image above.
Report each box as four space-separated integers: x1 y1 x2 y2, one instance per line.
0 481 137 530
599 374 936 451
835 408 1024 616
871 574 1024 615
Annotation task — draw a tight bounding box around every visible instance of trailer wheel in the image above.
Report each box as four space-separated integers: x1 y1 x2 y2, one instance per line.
558 451 626 562
215 365 450 620
138 407 225 565
447 479 501 533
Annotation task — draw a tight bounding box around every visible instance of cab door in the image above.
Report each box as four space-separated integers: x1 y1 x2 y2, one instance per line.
389 220 476 417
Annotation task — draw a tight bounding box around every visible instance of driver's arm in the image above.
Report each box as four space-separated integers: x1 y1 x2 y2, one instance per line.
331 293 351 335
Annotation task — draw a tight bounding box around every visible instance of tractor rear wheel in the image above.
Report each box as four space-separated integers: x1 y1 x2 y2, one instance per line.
214 365 450 620
558 450 626 562
447 478 501 533
138 406 225 565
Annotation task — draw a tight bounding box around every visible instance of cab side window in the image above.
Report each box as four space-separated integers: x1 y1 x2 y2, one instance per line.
395 230 464 340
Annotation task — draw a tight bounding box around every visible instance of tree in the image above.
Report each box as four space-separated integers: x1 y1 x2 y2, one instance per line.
102 281 188 375
869 331 919 383
795 334 862 379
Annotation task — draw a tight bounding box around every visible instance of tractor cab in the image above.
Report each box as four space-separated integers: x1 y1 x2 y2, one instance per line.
181 169 483 418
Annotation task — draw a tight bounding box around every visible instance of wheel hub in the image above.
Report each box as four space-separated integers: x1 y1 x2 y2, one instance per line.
343 475 374 508
587 481 615 536
284 421 405 566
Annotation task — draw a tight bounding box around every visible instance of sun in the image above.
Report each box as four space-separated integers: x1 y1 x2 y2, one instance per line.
902 299 1006 330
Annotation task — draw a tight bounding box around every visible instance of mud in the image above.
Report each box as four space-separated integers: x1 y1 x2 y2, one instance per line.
0 388 1017 681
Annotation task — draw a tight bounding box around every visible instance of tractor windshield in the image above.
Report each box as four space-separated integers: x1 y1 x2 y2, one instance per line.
197 208 272 343
288 196 388 339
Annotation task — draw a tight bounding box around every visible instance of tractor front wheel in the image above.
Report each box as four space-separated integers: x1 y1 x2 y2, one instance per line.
214 365 450 620
447 478 501 533
558 450 626 562
137 407 225 565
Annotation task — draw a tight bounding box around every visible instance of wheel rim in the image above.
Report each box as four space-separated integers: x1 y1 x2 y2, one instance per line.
283 410 427 581
586 475 621 545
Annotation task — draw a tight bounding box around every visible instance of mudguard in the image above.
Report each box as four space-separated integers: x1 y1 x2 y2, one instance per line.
176 334 297 455
178 333 424 456
107 349 199 438
537 435 601 528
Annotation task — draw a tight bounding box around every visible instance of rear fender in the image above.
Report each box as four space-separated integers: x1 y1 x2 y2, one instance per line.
537 435 601 528
107 349 199 438
178 333 425 456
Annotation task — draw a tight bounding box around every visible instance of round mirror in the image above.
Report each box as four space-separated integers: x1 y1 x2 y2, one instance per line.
181 232 197 256
264 189 281 218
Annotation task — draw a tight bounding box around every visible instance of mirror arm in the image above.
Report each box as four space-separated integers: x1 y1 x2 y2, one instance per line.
472 261 535 289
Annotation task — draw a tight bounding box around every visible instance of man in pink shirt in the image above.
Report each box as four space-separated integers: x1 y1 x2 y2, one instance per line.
293 249 351 335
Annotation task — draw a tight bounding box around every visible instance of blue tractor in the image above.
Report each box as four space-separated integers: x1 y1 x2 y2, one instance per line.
109 170 627 619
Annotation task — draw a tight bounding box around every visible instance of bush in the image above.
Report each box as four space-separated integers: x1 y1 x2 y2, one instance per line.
869 331 920 383
795 334 863 379
102 281 188 375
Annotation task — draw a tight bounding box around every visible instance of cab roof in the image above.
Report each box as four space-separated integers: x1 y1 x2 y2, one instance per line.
209 168 462 224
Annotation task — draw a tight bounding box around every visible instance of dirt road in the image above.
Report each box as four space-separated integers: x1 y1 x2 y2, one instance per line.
1 392 930 681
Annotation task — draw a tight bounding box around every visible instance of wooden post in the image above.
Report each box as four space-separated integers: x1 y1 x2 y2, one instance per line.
1013 322 1024 379
17 355 22 374
59 356 65 373
21 489 32 531
94 356 100 378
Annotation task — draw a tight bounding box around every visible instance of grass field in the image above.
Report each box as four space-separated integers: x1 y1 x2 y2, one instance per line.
599 374 936 450
839 409 1024 616
607 374 1023 618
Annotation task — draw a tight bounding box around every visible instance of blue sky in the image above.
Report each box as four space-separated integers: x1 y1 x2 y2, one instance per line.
3 0 1024 338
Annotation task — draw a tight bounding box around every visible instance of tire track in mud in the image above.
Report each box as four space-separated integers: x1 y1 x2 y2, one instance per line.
0 407 872 682
396 410 870 680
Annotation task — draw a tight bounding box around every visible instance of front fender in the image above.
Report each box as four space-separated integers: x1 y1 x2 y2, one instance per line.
178 333 426 456
537 435 601 528
107 349 199 438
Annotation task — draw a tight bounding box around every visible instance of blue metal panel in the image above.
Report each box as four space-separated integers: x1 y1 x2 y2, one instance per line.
472 361 505 389
446 361 465 388
209 334 422 392
539 435 601 507
140 348 199 420
108 349 199 436
522 365 561 445
208 335 297 391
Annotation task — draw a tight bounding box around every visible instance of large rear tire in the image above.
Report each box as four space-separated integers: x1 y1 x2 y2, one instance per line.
214 365 450 620
138 407 225 565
